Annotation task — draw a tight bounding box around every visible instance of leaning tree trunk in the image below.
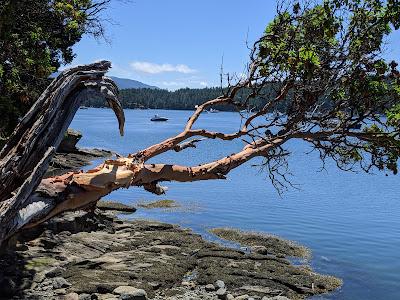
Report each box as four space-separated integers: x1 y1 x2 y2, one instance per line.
0 61 125 246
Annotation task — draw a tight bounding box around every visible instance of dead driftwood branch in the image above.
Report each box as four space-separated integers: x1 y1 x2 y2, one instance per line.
0 61 124 245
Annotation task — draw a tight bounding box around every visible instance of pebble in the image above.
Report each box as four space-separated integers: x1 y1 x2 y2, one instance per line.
78 293 91 300
52 277 71 289
216 287 227 299
215 280 225 289
64 292 79 300
54 288 66 294
205 284 216 291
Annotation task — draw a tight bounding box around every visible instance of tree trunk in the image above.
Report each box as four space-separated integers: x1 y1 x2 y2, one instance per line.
0 61 124 246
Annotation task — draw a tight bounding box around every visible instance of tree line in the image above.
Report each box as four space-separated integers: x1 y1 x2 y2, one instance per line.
82 84 337 113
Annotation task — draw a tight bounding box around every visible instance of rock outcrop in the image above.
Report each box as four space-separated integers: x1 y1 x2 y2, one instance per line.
0 210 341 300
57 129 83 153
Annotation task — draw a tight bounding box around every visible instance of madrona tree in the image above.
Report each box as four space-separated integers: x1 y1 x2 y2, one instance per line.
0 0 399 245
0 0 111 144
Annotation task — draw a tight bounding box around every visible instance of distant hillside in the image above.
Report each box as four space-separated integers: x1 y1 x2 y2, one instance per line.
86 85 332 113
51 72 158 90
109 76 159 90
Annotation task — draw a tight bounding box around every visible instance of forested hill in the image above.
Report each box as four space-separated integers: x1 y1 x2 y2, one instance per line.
120 87 225 110
82 86 293 112
82 86 339 113
82 87 233 111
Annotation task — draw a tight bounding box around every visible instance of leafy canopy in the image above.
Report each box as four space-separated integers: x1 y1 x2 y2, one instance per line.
239 0 400 176
0 0 109 140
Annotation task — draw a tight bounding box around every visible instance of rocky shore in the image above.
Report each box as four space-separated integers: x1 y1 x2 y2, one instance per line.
45 128 113 178
0 131 341 300
0 204 341 300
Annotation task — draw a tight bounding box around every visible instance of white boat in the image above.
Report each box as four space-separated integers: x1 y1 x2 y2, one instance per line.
151 114 168 122
207 108 219 113
240 107 255 114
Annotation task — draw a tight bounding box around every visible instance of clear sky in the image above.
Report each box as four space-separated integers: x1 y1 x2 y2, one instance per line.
71 0 400 90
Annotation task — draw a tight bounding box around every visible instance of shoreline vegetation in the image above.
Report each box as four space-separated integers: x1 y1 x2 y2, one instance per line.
0 139 341 299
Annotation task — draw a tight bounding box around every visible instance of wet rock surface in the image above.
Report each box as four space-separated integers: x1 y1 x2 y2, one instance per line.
209 228 310 259
0 210 341 300
97 200 137 213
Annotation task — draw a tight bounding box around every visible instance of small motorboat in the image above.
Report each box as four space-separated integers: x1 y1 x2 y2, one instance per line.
207 108 219 113
79 106 89 110
151 114 168 122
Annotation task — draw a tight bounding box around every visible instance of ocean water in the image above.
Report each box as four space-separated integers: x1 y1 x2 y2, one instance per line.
71 108 400 300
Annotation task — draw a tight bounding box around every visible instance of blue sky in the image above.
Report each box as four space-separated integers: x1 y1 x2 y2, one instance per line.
71 0 400 90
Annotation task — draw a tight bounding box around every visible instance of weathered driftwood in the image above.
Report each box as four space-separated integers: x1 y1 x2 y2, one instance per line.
0 61 124 245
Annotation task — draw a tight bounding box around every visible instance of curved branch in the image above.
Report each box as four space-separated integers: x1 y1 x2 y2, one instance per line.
16 137 286 235
0 61 124 245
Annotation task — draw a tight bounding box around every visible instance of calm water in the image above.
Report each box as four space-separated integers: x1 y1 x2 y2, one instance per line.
71 108 400 300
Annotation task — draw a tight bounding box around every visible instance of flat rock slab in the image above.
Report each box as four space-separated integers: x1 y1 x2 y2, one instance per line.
0 211 341 300
97 200 136 213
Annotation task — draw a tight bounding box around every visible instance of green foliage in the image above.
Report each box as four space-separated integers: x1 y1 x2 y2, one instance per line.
256 0 400 174
260 2 340 78
0 0 106 139
386 104 400 128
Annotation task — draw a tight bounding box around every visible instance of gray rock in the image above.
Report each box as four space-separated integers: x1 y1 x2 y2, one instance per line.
78 294 91 300
226 294 234 300
64 292 79 300
52 277 71 289
215 280 225 289
216 287 227 299
58 128 82 153
113 286 147 300
54 288 67 294
205 284 216 291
